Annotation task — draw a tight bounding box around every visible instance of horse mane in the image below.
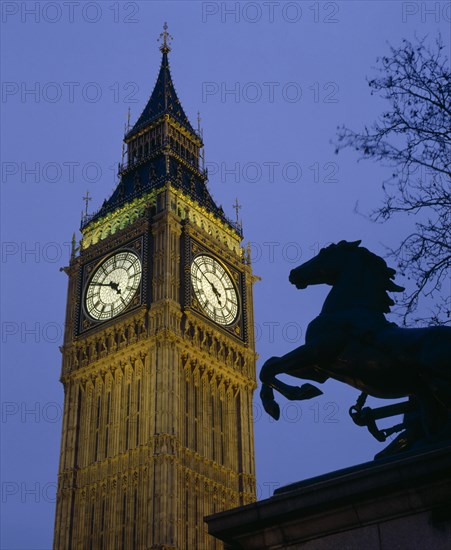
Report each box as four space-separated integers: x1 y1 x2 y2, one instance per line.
332 241 405 313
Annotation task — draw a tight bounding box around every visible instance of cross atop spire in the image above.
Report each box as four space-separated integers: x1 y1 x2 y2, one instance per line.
83 190 92 217
158 22 173 54
233 197 242 225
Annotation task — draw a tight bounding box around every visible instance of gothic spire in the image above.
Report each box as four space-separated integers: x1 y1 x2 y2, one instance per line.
126 23 195 140
82 25 241 239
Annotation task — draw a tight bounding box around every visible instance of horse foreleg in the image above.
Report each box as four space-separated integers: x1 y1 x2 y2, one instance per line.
260 384 281 420
260 345 323 419
260 381 322 420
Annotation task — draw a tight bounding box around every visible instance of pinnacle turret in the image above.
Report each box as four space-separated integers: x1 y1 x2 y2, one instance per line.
126 23 195 140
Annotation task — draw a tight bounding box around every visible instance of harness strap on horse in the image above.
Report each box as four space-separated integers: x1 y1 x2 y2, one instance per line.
349 392 415 442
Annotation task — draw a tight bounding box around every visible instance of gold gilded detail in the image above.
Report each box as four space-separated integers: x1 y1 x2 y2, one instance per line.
81 191 156 250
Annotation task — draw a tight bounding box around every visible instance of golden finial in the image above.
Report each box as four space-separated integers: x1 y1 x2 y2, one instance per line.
158 22 173 53
246 241 252 266
71 232 77 260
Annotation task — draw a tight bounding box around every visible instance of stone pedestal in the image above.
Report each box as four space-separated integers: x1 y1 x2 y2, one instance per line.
205 444 451 549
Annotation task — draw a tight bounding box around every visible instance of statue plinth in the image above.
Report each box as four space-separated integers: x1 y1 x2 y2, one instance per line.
205 444 451 549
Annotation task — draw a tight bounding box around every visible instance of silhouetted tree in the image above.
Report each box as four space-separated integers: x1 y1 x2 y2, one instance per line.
336 36 451 325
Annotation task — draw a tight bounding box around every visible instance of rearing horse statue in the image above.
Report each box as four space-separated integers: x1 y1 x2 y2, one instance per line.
260 240 451 457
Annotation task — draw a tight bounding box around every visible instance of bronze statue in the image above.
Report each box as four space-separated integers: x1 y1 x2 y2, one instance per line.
260 240 451 458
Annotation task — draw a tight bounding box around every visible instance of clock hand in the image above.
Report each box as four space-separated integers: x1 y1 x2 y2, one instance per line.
198 270 222 305
92 281 122 294
211 284 222 305
109 281 121 294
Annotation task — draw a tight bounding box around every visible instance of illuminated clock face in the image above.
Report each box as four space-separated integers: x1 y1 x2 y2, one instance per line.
85 251 142 321
191 255 239 326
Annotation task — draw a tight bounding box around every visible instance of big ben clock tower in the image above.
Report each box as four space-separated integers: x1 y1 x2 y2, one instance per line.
54 25 257 550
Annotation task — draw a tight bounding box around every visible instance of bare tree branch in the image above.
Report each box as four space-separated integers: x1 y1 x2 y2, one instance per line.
335 36 451 326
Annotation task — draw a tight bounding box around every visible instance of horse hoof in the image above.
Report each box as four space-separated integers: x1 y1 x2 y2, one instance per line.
301 383 323 399
263 400 280 421
289 383 323 401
